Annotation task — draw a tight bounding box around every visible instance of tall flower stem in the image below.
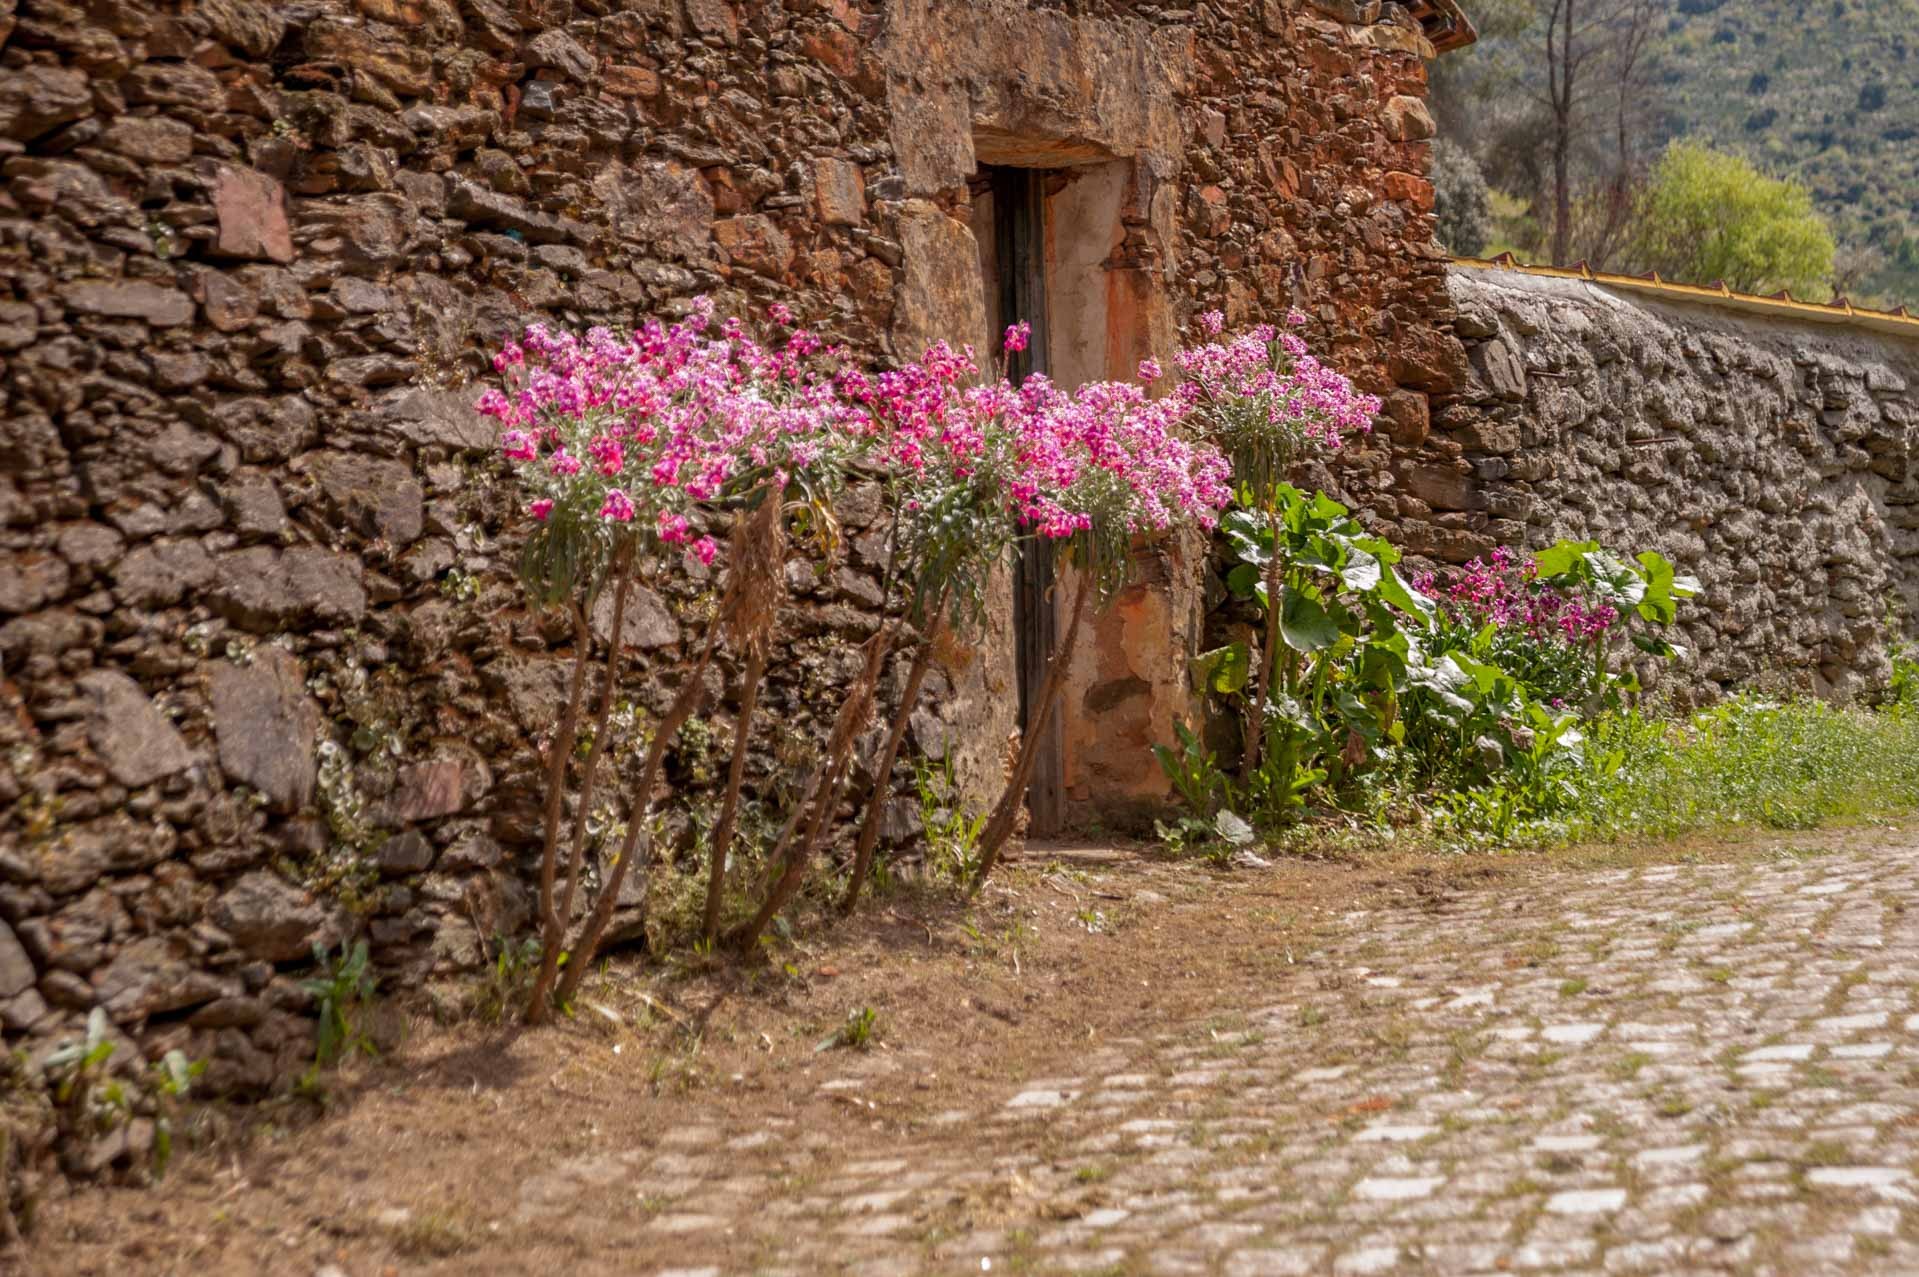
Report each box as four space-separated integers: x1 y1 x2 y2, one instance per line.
527 548 634 1025
732 621 894 950
552 624 721 1007
531 600 590 985
974 568 1095 888
701 647 765 943
1242 504 1284 781
840 588 949 915
700 493 787 943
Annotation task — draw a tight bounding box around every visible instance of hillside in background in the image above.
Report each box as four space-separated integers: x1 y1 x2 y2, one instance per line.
1436 0 1919 308
1653 0 1918 306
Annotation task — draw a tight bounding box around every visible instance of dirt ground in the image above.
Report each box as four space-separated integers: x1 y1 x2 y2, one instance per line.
16 829 1898 1276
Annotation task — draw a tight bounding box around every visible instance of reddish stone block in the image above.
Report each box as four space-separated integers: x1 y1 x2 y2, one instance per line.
712 215 795 278
602 64 662 98
1192 185 1231 238
814 157 865 226
1383 171 1435 211
212 166 295 264
802 27 861 79
1382 389 1430 446
1382 94 1437 142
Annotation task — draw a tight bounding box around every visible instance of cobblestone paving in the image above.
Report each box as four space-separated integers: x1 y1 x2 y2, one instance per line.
570 842 1919 1275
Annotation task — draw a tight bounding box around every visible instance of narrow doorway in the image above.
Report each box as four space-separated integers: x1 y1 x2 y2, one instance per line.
982 165 1065 837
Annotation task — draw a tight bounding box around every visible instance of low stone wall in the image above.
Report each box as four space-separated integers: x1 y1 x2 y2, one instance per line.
1430 267 1919 701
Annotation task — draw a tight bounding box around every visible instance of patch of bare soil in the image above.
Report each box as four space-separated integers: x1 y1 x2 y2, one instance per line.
16 830 1866 1276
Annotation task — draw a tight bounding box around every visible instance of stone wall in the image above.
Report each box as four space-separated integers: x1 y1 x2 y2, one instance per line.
0 0 1459 1163
1430 267 1919 702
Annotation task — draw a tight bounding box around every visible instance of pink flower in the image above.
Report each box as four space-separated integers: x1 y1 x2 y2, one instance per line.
691 536 718 566
529 498 554 521
475 388 513 420
1137 358 1162 383
1002 321 1030 354
598 489 636 522
1197 309 1225 336
500 429 537 462
657 511 690 544
586 434 624 477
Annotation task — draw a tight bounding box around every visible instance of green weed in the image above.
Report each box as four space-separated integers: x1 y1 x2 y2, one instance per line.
302 939 378 1077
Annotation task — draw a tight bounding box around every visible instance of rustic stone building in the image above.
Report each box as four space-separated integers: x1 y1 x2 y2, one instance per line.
4 0 1919 1204
0 0 1480 1116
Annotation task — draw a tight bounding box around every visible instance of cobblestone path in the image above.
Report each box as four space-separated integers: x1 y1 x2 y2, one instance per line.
615 840 1919 1276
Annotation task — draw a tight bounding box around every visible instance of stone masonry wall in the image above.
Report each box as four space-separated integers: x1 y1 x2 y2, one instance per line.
1432 268 1919 703
0 0 1458 1163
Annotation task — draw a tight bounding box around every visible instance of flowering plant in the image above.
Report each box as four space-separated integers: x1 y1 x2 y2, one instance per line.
1414 541 1699 711
760 325 1233 917
1175 309 1379 497
479 300 871 1015
478 299 862 604
845 330 1231 622
1415 546 1620 707
1175 310 1382 781
481 300 1235 960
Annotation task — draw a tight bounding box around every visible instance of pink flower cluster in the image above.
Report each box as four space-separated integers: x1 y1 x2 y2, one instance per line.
846 331 1230 543
479 300 1232 587
1173 311 1380 456
476 298 862 566
1415 546 1619 644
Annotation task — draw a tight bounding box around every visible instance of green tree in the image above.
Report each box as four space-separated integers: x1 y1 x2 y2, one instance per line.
1629 141 1836 295
1431 140 1494 256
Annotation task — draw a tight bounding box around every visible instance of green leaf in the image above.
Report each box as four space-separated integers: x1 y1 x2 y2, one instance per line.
1225 562 1262 599
1333 688 1384 742
1308 490 1351 522
1404 652 1476 722
1448 650 1510 694
1633 550 1679 623
1534 538 1600 580
1191 643 1252 695
1349 534 1403 567
1279 586 1339 653
1338 545 1382 592
1632 632 1689 660
1375 565 1435 622
1221 509 1271 564
1294 536 1346 577
1214 809 1256 846
1354 634 1407 690
1581 550 1648 608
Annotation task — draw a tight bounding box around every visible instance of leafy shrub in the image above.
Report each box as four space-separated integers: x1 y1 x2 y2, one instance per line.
1627 140 1836 295
1443 696 1919 844
1151 722 1233 818
1888 633 1919 709
1169 473 1697 840
481 304 1234 989
1431 139 1494 256
40 1009 203 1181
473 935 543 1025
816 1006 880 1052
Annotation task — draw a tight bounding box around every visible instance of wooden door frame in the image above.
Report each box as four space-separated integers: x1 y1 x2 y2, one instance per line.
987 165 1065 837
